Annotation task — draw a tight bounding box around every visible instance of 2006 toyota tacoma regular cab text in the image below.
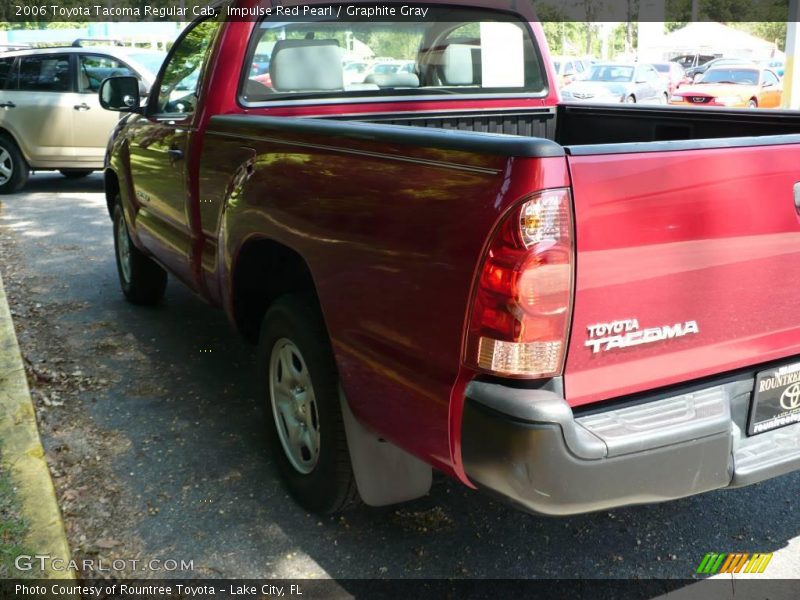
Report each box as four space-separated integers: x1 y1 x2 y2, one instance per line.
99 0 800 516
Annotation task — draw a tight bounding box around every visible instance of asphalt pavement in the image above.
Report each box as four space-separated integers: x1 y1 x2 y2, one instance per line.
0 172 799 586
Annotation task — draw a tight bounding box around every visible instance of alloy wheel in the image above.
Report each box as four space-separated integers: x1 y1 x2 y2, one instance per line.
0 147 13 186
269 338 321 474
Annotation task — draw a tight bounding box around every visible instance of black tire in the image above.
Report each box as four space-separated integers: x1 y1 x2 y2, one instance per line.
112 201 167 305
661 92 669 105
60 169 94 179
625 95 636 104
0 134 29 194
257 294 360 514
748 99 758 109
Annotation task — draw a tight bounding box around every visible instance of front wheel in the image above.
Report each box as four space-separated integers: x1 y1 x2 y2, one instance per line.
625 95 636 104
661 92 669 105
112 201 167 305
258 294 360 514
748 99 758 109
0 134 29 194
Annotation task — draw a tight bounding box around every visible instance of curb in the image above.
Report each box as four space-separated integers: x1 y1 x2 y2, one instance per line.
0 271 74 581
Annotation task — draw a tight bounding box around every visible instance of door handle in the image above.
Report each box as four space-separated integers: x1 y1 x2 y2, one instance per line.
167 148 184 160
73 103 90 111
0 102 15 109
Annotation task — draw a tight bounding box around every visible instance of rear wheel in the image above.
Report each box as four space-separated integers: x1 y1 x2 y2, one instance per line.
258 294 360 514
747 99 758 109
60 169 93 179
112 201 167 305
625 95 636 104
0 134 29 194
661 92 669 104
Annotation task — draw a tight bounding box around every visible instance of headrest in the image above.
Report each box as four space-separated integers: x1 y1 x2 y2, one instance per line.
269 39 343 92
441 44 479 85
364 72 420 88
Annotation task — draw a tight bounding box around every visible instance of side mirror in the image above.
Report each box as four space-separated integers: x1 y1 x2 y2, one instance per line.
99 76 142 112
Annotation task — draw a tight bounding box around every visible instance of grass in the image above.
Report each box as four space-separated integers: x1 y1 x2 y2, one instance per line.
0 453 32 578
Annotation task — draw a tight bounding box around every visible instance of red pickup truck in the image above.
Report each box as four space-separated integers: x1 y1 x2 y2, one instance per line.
99 0 800 515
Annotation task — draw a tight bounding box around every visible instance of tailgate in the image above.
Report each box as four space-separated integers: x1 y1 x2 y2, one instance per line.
564 142 800 407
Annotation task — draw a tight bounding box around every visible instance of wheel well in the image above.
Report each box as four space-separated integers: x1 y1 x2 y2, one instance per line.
104 169 120 218
0 128 25 159
232 240 321 343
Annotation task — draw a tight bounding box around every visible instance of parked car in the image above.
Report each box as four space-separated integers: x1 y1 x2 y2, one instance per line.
250 40 275 76
760 58 785 77
672 53 718 71
343 61 369 85
0 42 165 193
100 0 800 517
551 55 592 87
670 66 782 108
368 60 415 76
561 62 668 104
651 61 687 95
685 57 752 81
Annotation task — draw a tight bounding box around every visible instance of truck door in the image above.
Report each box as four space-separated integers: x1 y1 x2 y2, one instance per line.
126 18 221 289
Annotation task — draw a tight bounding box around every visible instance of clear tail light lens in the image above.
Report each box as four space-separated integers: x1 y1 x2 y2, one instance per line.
465 188 574 378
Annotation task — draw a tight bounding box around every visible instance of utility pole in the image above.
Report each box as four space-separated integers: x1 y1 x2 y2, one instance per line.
784 0 800 109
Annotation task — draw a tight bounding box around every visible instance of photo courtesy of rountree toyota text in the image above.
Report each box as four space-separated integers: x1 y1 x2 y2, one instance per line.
0 0 799 598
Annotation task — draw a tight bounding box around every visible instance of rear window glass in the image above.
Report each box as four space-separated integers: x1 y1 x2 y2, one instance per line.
239 6 546 104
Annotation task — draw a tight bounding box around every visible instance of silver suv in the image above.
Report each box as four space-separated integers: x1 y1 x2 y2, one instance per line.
0 43 165 193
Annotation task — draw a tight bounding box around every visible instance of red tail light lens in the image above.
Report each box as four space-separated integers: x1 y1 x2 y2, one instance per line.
465 188 574 378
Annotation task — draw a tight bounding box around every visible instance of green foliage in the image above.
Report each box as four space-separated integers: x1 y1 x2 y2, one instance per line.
0 461 32 579
733 22 786 50
666 0 789 21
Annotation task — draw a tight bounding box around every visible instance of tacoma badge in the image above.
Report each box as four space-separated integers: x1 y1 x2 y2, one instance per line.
585 319 699 354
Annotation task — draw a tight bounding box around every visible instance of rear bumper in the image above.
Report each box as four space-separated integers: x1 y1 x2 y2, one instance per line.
461 375 800 516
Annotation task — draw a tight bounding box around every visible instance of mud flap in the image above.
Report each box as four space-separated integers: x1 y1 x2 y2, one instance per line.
339 387 432 506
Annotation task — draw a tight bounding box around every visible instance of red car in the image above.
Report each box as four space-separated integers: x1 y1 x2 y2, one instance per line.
99 0 800 516
651 61 688 95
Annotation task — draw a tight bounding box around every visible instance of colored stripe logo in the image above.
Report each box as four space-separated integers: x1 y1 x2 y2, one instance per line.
696 552 773 574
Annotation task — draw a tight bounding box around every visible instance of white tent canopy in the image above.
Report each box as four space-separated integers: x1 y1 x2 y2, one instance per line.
642 22 782 62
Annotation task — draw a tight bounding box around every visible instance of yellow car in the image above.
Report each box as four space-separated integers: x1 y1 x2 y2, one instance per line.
668 65 782 108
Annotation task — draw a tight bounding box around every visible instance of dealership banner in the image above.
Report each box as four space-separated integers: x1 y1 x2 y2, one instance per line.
0 0 794 22
3 579 800 600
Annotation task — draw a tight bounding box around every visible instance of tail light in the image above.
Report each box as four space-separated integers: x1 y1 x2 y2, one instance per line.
465 188 574 378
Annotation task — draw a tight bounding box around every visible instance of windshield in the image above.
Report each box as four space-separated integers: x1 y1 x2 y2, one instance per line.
586 65 633 82
240 7 546 103
128 52 166 77
699 68 759 85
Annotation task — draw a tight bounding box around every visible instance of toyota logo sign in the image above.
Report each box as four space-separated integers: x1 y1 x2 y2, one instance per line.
780 382 800 410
